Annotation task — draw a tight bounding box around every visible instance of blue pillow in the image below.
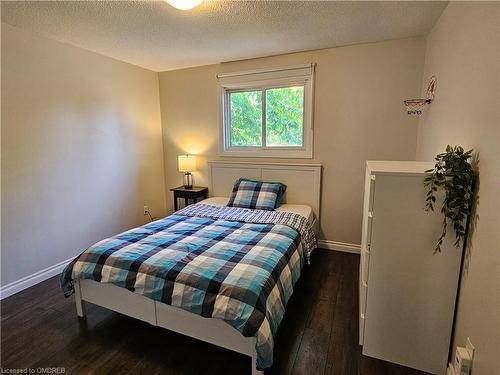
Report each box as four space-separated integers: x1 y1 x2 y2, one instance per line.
227 178 287 210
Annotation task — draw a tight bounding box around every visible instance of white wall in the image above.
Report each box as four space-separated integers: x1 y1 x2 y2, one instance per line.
415 3 500 374
1 24 167 288
159 37 426 244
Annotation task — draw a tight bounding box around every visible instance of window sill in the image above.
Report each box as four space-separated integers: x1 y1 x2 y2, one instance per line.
220 148 313 159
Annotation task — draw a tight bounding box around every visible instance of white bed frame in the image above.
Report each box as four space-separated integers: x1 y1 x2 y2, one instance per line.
208 161 322 233
74 161 322 375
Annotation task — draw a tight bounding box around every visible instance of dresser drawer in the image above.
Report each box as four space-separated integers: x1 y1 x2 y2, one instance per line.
361 247 370 286
359 279 368 344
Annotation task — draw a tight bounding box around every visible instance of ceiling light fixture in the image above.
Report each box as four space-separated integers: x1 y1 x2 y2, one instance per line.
166 0 203 10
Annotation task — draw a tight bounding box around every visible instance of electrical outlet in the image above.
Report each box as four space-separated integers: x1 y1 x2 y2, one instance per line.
143 206 149 216
466 337 475 360
447 363 457 375
449 338 475 375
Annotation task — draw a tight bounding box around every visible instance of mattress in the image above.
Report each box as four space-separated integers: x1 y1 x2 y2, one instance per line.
201 196 314 224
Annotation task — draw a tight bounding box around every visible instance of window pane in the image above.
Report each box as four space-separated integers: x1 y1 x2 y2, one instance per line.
229 91 262 147
266 86 304 147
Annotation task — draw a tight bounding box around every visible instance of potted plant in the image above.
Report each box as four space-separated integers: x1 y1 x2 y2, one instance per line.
424 145 475 252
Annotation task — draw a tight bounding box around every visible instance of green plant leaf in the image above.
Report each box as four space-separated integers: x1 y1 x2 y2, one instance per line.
423 146 475 252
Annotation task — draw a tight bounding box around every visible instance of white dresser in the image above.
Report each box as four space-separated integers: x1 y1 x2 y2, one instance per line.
359 161 462 375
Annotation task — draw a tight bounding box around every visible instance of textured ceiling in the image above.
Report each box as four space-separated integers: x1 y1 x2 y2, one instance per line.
1 1 447 72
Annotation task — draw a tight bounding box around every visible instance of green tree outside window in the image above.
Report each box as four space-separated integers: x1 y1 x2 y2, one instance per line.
229 86 304 148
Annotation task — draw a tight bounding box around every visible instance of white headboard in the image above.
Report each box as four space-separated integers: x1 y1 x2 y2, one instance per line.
208 161 322 223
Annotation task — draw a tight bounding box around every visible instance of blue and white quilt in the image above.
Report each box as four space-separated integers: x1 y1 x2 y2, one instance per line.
61 204 317 369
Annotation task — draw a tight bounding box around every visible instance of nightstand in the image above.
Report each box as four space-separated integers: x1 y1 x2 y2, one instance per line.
170 186 208 211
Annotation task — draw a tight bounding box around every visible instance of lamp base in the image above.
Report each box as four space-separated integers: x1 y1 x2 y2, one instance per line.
183 172 193 189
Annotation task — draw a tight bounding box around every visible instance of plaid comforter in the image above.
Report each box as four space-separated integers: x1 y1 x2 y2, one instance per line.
61 204 317 369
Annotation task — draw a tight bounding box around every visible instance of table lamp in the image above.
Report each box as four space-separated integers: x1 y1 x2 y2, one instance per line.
178 154 196 189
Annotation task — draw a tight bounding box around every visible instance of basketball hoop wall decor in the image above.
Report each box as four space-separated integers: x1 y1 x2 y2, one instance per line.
404 76 437 116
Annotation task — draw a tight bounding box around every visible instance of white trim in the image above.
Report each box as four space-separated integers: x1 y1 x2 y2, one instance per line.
0 256 74 300
317 240 361 254
218 64 315 159
0 243 359 298
217 63 313 81
207 160 322 167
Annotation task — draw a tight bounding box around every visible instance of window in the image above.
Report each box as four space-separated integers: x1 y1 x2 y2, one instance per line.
218 64 314 158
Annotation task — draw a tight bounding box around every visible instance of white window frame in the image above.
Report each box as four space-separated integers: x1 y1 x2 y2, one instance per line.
218 64 315 158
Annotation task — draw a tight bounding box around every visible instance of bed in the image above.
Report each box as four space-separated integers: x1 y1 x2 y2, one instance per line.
61 161 322 374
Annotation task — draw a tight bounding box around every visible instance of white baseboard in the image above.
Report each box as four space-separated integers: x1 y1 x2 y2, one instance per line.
317 240 361 254
0 257 74 300
0 241 359 299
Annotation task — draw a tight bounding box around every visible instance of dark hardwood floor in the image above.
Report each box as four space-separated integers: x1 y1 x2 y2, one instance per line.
1 250 428 375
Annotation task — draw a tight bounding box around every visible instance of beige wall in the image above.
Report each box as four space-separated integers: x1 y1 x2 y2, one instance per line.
1 24 166 286
159 37 426 243
415 3 499 374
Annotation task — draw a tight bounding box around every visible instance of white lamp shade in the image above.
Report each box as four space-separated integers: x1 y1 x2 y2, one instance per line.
178 155 196 172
